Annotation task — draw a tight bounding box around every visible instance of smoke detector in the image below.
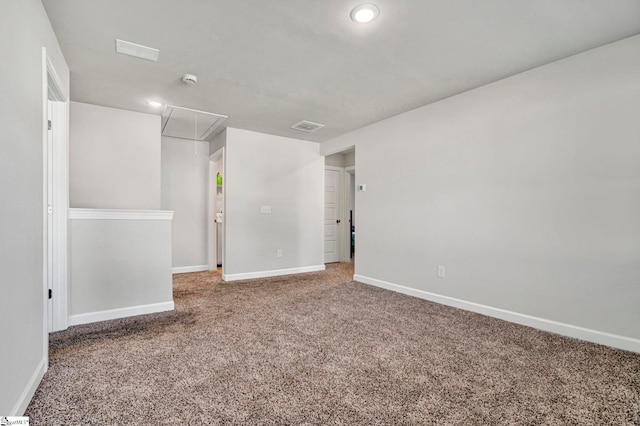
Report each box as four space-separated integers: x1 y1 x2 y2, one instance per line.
182 74 198 85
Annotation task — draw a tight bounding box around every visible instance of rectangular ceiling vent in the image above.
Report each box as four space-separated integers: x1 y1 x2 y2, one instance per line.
291 120 325 133
115 39 159 62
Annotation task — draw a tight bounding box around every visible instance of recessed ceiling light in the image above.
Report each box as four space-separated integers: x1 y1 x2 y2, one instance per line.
350 4 379 23
147 100 163 108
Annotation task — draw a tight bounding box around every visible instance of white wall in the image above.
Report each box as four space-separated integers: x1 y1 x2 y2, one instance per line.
69 102 161 209
321 35 640 350
325 152 346 167
224 128 324 279
161 136 209 269
325 151 355 168
68 210 174 322
0 0 69 415
210 129 227 155
344 151 355 168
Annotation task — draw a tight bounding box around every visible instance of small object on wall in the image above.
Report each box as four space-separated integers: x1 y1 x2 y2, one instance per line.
216 172 222 187
358 184 367 192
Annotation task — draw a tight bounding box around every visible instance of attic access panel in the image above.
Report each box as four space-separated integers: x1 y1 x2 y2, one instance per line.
162 105 228 141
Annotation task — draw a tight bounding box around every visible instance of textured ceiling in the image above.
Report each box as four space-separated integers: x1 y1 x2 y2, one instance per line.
42 0 640 142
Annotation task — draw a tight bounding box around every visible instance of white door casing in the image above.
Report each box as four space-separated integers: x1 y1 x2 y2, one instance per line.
44 49 69 334
46 101 54 332
208 147 225 272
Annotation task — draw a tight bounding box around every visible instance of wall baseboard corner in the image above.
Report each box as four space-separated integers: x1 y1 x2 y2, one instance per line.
12 356 46 415
172 265 209 274
68 301 175 327
223 264 325 282
354 274 640 354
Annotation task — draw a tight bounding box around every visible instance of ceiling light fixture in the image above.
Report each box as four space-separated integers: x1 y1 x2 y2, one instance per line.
147 100 163 108
350 4 379 23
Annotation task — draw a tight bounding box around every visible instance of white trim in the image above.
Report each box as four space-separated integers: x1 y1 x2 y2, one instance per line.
43 48 70 334
208 160 216 271
322 145 355 157
68 208 174 221
46 56 67 102
68 301 175 326
172 265 209 274
51 100 69 332
223 265 325 282
354 274 640 354
41 48 49 368
341 170 352 262
11 357 46 416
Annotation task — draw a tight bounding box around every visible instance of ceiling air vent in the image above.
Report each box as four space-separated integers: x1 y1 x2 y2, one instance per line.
115 39 159 62
291 120 325 133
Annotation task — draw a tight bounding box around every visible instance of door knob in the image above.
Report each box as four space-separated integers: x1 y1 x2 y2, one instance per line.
336 219 341 224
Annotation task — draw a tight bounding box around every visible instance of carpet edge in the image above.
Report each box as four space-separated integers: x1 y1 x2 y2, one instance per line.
354 274 640 354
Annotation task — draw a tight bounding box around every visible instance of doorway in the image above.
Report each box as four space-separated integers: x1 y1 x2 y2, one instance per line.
208 148 225 273
324 148 355 264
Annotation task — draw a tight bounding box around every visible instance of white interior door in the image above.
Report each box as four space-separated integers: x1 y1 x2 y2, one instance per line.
324 168 340 263
46 100 54 332
45 50 69 333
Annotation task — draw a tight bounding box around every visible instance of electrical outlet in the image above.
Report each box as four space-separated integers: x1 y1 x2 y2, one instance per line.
437 265 445 278
277 249 283 258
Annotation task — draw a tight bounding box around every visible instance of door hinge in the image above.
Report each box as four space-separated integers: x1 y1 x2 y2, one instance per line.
48 289 52 299
48 120 52 130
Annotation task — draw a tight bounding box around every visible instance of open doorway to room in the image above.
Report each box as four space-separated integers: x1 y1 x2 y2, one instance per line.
208 148 225 273
324 147 355 266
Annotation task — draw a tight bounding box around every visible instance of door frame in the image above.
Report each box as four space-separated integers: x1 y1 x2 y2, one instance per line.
42 48 70 337
324 165 346 263
208 148 225 273
344 166 355 262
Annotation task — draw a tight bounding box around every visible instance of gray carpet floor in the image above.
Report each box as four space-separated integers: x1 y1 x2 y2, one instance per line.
27 263 640 425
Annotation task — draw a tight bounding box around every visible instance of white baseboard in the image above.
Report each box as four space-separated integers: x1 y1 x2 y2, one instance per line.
172 265 209 274
12 356 46 415
354 274 640 354
223 265 325 282
68 301 175 326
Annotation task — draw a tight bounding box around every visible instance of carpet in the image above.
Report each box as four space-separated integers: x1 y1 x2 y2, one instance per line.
26 263 640 425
